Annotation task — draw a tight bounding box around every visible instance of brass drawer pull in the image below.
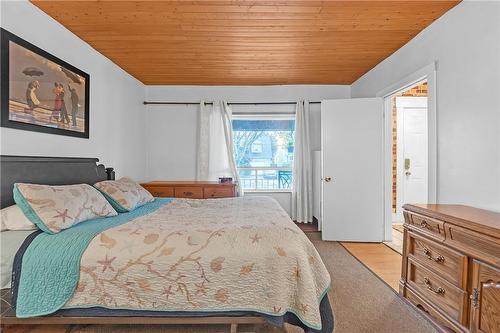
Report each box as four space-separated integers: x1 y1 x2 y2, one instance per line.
184 191 193 196
420 220 432 230
423 248 445 263
423 277 445 295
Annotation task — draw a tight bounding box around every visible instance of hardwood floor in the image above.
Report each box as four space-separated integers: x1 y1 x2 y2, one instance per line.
295 221 319 232
340 242 403 291
383 224 404 254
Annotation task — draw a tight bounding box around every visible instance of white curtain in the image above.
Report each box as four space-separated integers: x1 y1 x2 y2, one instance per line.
292 100 313 223
196 100 243 196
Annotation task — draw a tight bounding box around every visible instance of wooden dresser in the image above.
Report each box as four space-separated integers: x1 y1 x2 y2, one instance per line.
401 204 500 333
141 181 236 199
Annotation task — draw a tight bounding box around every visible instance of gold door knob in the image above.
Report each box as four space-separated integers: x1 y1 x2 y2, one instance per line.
324 176 332 182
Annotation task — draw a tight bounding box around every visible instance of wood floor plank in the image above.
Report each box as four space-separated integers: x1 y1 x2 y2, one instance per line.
384 227 404 254
340 242 402 291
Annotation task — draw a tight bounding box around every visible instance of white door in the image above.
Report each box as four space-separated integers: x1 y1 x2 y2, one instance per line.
395 97 428 221
321 98 384 242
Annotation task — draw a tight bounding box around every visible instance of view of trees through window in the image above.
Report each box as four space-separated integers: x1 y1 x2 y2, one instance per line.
232 118 295 190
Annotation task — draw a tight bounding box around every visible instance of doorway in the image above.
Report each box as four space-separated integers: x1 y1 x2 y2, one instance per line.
386 81 428 253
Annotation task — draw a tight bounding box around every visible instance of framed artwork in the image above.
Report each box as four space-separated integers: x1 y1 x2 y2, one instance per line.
1 28 89 138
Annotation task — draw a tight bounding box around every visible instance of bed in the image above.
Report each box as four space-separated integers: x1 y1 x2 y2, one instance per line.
0 155 333 333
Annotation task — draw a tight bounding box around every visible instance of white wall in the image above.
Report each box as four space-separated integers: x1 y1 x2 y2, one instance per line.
351 1 500 212
0 1 147 180
145 85 350 215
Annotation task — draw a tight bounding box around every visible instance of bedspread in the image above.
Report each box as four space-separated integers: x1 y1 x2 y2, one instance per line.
16 196 331 331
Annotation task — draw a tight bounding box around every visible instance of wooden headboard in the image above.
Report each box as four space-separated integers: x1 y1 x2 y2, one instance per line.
0 155 115 209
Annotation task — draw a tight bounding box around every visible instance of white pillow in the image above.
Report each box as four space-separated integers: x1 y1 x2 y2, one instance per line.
14 183 118 234
94 177 154 212
0 204 37 232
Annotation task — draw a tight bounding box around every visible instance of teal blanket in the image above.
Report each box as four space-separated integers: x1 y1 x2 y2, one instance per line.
15 198 173 318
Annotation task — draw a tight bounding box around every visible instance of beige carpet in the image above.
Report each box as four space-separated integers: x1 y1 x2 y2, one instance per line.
69 240 438 333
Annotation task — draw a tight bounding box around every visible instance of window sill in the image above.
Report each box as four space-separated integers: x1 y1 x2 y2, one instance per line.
244 189 292 193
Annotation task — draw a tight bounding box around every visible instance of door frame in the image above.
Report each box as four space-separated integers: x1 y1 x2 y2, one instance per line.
377 62 437 241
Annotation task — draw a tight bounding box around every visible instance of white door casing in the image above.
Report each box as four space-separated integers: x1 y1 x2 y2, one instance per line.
377 63 437 241
321 98 384 242
395 97 428 222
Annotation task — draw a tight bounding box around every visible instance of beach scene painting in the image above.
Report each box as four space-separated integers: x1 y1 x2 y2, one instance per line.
1 29 89 138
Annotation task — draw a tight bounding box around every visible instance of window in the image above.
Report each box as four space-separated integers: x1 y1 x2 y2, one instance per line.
232 115 295 191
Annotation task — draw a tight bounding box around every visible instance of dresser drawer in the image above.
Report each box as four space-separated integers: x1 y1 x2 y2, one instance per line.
144 186 174 197
174 187 203 199
406 287 465 333
445 223 500 267
408 232 467 288
204 187 234 198
407 258 467 324
406 212 446 241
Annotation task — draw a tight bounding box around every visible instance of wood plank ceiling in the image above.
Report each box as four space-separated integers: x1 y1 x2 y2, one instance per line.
31 1 460 85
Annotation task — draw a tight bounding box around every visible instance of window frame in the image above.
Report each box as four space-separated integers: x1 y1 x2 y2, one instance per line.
232 113 295 193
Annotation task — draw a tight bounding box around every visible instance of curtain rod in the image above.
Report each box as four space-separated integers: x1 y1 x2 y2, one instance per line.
143 101 322 106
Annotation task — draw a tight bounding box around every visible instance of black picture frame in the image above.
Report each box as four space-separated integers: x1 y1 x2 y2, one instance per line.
1 28 90 138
